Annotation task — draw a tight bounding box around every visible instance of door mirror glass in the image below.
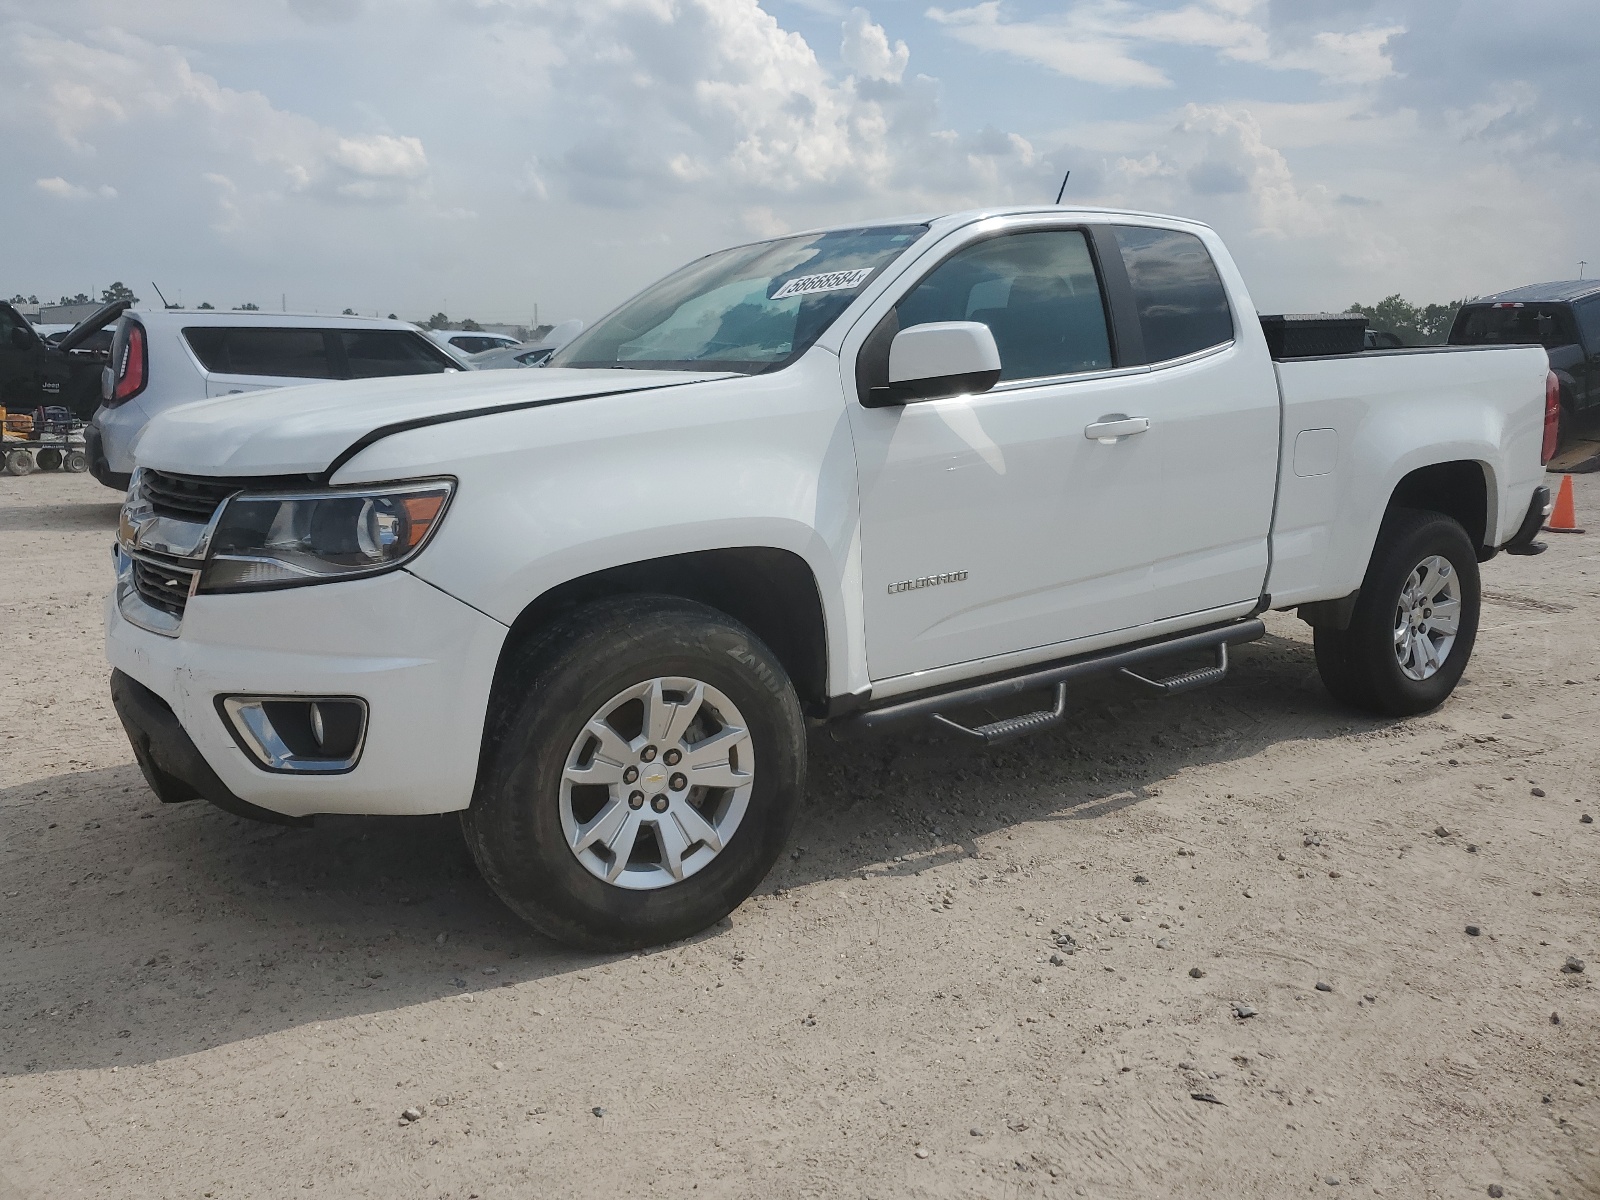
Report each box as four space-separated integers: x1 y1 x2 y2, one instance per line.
883 321 1001 403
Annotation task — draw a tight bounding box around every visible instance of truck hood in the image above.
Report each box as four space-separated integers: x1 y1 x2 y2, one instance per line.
132 367 732 477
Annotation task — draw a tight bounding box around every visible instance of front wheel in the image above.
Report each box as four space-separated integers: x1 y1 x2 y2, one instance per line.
462 596 806 951
1314 508 1481 717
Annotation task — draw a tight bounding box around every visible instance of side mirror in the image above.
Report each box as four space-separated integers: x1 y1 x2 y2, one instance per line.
883 321 1001 404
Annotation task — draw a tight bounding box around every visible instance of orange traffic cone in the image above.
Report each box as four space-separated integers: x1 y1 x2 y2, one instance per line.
1545 474 1584 534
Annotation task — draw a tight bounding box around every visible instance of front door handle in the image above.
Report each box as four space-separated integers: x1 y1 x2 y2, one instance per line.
1085 416 1150 443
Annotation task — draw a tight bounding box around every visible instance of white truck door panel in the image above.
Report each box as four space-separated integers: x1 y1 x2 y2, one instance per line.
1103 224 1277 623
846 225 1163 681
1134 343 1278 619
852 371 1162 680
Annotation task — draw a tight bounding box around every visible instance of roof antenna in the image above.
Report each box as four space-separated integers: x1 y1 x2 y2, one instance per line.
151 281 177 310
1054 170 1071 205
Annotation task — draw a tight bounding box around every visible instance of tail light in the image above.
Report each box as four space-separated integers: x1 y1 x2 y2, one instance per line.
1541 370 1560 465
102 320 147 407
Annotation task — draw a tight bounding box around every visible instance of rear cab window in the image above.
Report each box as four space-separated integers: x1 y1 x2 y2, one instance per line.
1572 298 1600 354
1450 304 1579 350
1111 225 1234 363
182 326 456 379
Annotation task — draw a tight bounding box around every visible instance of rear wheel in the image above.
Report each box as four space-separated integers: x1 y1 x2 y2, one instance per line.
35 448 63 471
1314 508 1480 716
3 449 35 476
65 450 88 473
462 596 805 950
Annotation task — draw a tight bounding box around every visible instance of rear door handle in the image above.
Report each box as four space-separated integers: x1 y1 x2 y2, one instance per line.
1085 416 1150 443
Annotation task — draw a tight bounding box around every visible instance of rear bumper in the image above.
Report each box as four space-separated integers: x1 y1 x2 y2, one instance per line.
1502 484 1552 556
84 418 131 491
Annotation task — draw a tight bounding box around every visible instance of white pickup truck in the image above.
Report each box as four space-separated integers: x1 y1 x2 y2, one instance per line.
105 206 1557 949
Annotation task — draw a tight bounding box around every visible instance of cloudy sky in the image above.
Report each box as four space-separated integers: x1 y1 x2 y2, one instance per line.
1 0 1595 325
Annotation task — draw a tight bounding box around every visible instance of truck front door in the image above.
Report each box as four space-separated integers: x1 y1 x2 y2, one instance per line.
846 224 1163 682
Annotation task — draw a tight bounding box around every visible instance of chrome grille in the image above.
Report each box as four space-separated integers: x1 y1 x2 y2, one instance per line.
131 554 198 617
141 470 240 523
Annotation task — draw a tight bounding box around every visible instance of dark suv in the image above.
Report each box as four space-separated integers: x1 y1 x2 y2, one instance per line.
0 300 117 419
1448 281 1600 435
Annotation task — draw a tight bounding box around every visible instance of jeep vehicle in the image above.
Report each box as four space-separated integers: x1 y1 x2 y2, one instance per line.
0 299 117 418
106 207 1555 950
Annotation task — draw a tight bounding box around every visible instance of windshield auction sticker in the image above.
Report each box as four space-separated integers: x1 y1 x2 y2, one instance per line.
770 267 874 300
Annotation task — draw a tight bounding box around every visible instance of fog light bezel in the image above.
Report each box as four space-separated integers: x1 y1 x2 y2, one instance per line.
217 694 369 774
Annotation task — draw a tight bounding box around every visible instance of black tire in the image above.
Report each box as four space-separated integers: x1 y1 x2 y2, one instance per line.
1313 508 1480 717
462 596 806 950
65 450 88 473
3 449 35 476
35 447 63 472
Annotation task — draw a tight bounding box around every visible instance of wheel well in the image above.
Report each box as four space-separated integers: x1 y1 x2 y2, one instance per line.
1388 461 1490 551
495 547 830 715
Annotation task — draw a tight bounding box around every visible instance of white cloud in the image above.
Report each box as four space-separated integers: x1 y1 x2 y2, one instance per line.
2 26 432 215
924 1 1400 88
840 6 908 81
1 0 1594 325
331 134 428 180
925 3 1172 88
35 177 118 201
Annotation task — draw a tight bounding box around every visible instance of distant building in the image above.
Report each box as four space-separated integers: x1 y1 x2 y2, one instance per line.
39 301 105 325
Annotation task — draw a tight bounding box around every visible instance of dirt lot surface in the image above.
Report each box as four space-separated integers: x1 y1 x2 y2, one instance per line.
2 470 1597 1199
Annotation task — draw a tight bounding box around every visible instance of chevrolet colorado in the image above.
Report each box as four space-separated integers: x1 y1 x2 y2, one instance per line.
106 207 1556 949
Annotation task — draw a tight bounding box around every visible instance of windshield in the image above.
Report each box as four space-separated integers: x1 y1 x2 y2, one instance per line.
550 224 928 373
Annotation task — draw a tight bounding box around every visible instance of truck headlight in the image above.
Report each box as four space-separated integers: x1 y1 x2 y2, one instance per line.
198 480 454 592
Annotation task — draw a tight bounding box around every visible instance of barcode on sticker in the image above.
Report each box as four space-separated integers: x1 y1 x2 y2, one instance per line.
771 268 874 300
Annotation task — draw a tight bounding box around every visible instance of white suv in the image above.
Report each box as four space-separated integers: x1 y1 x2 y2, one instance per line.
425 329 521 358
88 311 461 489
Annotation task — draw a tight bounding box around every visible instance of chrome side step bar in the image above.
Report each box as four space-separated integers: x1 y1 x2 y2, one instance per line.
838 619 1265 746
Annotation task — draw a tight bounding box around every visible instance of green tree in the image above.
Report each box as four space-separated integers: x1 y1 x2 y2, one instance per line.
425 312 451 330
387 313 397 320
101 281 138 304
460 317 482 331
234 302 260 311
197 301 215 310
1346 294 1469 346
59 292 91 306
342 307 357 316
9 294 38 305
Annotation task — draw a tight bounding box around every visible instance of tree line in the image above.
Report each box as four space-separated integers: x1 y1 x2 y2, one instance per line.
1344 295 1470 346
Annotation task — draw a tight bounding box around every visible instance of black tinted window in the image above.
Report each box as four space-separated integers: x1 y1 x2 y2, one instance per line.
1569 299 1600 353
1112 226 1234 362
1451 304 1578 350
896 230 1112 381
342 331 455 378
449 335 505 355
184 328 332 378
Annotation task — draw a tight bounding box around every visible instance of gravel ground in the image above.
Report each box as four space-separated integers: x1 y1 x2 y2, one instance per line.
2 469 1597 1199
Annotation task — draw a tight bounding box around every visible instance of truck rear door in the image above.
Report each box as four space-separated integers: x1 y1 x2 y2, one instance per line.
1104 224 1278 624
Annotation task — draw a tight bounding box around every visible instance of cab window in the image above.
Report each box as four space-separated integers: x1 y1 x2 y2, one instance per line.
1111 226 1234 363
894 229 1113 381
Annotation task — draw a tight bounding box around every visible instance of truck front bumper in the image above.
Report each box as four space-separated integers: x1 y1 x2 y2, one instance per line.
106 569 509 820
